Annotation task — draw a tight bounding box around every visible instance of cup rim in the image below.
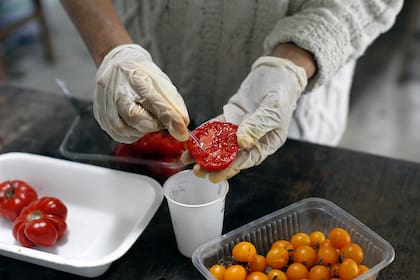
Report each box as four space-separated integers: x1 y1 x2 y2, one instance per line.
163 169 229 208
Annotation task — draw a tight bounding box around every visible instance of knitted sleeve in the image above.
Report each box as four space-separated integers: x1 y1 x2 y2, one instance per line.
264 0 403 91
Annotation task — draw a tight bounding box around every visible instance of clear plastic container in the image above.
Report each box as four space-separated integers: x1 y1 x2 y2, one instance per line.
192 197 394 280
59 114 188 182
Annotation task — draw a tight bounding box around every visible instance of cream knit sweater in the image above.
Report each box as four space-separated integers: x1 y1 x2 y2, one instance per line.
113 0 402 145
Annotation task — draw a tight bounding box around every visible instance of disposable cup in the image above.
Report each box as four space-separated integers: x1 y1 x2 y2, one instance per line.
163 169 229 258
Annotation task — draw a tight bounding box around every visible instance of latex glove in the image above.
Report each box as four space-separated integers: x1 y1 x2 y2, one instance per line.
188 56 307 183
94 44 190 143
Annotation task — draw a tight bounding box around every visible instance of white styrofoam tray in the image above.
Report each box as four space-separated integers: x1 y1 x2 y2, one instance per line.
0 152 163 277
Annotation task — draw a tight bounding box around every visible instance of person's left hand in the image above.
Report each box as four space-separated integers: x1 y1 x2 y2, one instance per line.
182 56 307 183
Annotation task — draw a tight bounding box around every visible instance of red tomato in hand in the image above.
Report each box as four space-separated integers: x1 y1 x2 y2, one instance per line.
113 131 186 179
187 121 239 171
0 180 38 221
132 131 186 158
13 196 68 248
113 143 136 158
114 131 186 159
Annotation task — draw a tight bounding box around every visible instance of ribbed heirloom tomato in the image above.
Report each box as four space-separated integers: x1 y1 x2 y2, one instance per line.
13 196 68 248
187 121 239 171
0 180 38 221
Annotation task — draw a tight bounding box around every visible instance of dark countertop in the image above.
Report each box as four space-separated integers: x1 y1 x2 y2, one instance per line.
0 84 419 280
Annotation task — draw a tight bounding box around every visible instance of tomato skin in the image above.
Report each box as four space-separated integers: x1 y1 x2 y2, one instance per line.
266 269 287 280
114 131 186 179
309 231 326 249
225 264 247 280
12 197 68 248
316 244 339 266
308 265 330 280
0 180 38 221
249 254 267 272
232 241 257 263
340 243 364 265
286 262 309 280
115 131 186 159
358 264 369 275
187 121 239 171
271 239 294 257
113 143 136 158
338 258 359 280
292 245 317 269
265 247 289 269
246 271 269 280
132 131 186 158
290 232 311 248
209 264 226 280
329 227 352 249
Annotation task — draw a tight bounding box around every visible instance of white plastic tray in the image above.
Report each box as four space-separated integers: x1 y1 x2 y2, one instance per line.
0 152 163 277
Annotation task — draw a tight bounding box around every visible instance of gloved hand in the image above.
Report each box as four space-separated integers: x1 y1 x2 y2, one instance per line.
94 44 190 143
186 56 307 183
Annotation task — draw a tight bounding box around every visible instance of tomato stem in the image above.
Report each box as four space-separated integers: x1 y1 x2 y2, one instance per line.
5 180 15 198
28 210 43 220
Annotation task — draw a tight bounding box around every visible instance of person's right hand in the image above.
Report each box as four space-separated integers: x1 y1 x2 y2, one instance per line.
94 44 190 143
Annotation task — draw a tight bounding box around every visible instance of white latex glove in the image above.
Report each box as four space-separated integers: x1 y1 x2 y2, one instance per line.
94 44 190 143
190 56 307 183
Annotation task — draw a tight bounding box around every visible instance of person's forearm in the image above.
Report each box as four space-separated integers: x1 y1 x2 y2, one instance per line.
270 43 316 80
61 0 132 67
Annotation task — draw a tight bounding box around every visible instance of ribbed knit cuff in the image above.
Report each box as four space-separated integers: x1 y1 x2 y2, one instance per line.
263 12 352 92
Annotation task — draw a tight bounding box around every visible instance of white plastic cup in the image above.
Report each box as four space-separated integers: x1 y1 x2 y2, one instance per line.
163 169 229 258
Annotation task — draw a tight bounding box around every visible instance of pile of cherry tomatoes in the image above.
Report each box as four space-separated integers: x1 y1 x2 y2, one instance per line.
209 227 371 280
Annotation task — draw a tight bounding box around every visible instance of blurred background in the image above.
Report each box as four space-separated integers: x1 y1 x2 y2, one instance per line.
0 0 419 163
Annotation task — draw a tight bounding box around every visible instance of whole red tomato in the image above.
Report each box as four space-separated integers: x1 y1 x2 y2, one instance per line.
13 196 68 248
132 130 186 158
114 131 186 159
0 180 38 221
113 131 187 179
187 121 239 170
113 143 136 158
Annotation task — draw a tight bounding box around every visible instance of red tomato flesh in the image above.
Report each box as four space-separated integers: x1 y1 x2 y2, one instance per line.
187 121 239 171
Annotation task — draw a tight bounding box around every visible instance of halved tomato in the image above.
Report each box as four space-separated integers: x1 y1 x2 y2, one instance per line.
187 121 239 171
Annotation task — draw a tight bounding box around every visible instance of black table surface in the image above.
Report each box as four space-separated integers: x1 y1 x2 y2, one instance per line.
0 84 419 280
